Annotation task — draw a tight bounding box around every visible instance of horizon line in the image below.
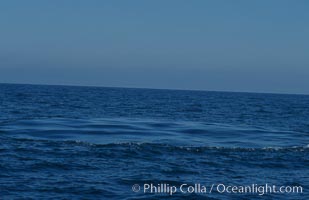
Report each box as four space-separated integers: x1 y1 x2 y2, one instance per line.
1 81 308 96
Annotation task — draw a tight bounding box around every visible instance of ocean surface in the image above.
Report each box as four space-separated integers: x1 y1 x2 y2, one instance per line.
0 83 308 199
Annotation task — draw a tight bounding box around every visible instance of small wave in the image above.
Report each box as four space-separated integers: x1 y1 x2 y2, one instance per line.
81 141 309 152
7 136 309 153
1 117 307 149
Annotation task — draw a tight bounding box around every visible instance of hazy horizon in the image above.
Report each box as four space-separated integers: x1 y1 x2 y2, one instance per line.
2 81 309 96
1 0 309 94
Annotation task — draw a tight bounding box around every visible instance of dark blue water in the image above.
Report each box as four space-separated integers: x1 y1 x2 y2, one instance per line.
0 83 308 199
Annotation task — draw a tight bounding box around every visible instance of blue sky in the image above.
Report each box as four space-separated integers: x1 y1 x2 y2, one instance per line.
0 0 309 94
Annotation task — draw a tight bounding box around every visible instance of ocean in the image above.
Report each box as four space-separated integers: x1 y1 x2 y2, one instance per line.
0 83 308 199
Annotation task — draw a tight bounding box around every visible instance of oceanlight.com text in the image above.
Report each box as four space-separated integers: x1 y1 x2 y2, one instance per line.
132 183 303 196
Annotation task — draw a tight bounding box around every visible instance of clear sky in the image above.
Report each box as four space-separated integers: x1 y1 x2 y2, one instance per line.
0 0 308 94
